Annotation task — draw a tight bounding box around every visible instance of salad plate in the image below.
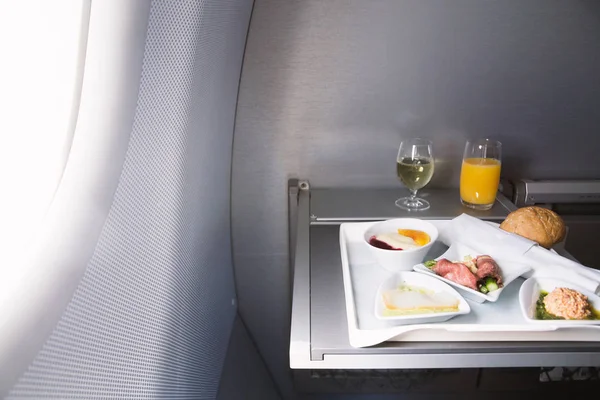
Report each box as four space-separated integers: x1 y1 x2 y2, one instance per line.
413 241 532 303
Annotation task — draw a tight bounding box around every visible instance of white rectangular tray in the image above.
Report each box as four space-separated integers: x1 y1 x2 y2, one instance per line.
340 220 600 348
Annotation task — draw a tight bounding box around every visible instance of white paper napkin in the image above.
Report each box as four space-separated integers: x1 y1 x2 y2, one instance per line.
439 214 600 295
524 246 600 290
439 214 537 261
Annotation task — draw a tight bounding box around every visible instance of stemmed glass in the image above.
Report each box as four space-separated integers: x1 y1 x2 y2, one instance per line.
395 138 435 211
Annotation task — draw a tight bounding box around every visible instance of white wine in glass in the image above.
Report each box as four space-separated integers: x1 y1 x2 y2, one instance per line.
395 138 434 211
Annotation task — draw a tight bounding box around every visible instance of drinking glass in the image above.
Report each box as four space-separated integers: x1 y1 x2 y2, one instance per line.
460 139 502 210
395 138 435 211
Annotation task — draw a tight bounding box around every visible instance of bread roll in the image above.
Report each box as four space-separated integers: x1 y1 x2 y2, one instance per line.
499 206 566 249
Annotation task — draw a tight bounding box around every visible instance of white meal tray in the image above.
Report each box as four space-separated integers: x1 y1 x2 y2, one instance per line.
340 220 600 348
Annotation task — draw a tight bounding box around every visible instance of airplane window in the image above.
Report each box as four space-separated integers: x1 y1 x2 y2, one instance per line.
0 1 88 268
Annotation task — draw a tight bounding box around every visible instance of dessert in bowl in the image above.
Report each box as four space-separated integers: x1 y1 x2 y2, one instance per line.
363 218 438 273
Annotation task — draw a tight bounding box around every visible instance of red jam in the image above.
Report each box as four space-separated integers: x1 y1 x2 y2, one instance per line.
369 235 402 250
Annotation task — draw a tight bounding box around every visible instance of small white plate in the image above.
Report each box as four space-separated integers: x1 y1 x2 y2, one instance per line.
374 271 470 324
519 277 600 325
413 242 532 303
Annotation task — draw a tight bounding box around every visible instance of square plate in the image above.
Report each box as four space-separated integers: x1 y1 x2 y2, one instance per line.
413 241 532 303
374 271 470 324
519 277 600 325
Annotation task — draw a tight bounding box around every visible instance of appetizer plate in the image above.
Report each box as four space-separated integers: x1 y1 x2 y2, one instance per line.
374 271 470 323
413 241 532 303
519 277 600 326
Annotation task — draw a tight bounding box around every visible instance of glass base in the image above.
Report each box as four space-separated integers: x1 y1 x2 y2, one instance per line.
461 199 493 211
395 197 430 211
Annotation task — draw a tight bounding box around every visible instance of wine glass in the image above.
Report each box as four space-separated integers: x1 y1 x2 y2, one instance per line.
395 138 434 211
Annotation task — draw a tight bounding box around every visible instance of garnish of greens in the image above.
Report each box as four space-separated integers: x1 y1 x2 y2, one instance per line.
423 260 437 268
477 277 499 294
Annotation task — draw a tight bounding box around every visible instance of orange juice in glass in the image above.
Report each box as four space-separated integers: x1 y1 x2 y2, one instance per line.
460 139 502 210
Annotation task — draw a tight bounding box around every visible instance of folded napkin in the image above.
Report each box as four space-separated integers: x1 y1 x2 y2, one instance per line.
439 214 600 295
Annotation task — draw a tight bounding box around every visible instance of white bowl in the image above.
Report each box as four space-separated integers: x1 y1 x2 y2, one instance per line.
413 241 532 303
519 276 600 325
364 218 438 273
374 271 470 323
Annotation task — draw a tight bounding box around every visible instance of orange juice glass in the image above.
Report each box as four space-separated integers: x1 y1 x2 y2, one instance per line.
460 139 502 210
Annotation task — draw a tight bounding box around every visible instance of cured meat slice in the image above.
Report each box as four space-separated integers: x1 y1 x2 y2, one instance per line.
475 255 503 286
433 258 478 291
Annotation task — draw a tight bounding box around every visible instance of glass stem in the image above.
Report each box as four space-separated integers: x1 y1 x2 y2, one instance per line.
409 189 417 200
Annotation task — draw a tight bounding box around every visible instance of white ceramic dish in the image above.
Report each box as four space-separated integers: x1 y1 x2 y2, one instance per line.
374 271 470 324
363 218 439 273
413 241 532 303
519 277 600 325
